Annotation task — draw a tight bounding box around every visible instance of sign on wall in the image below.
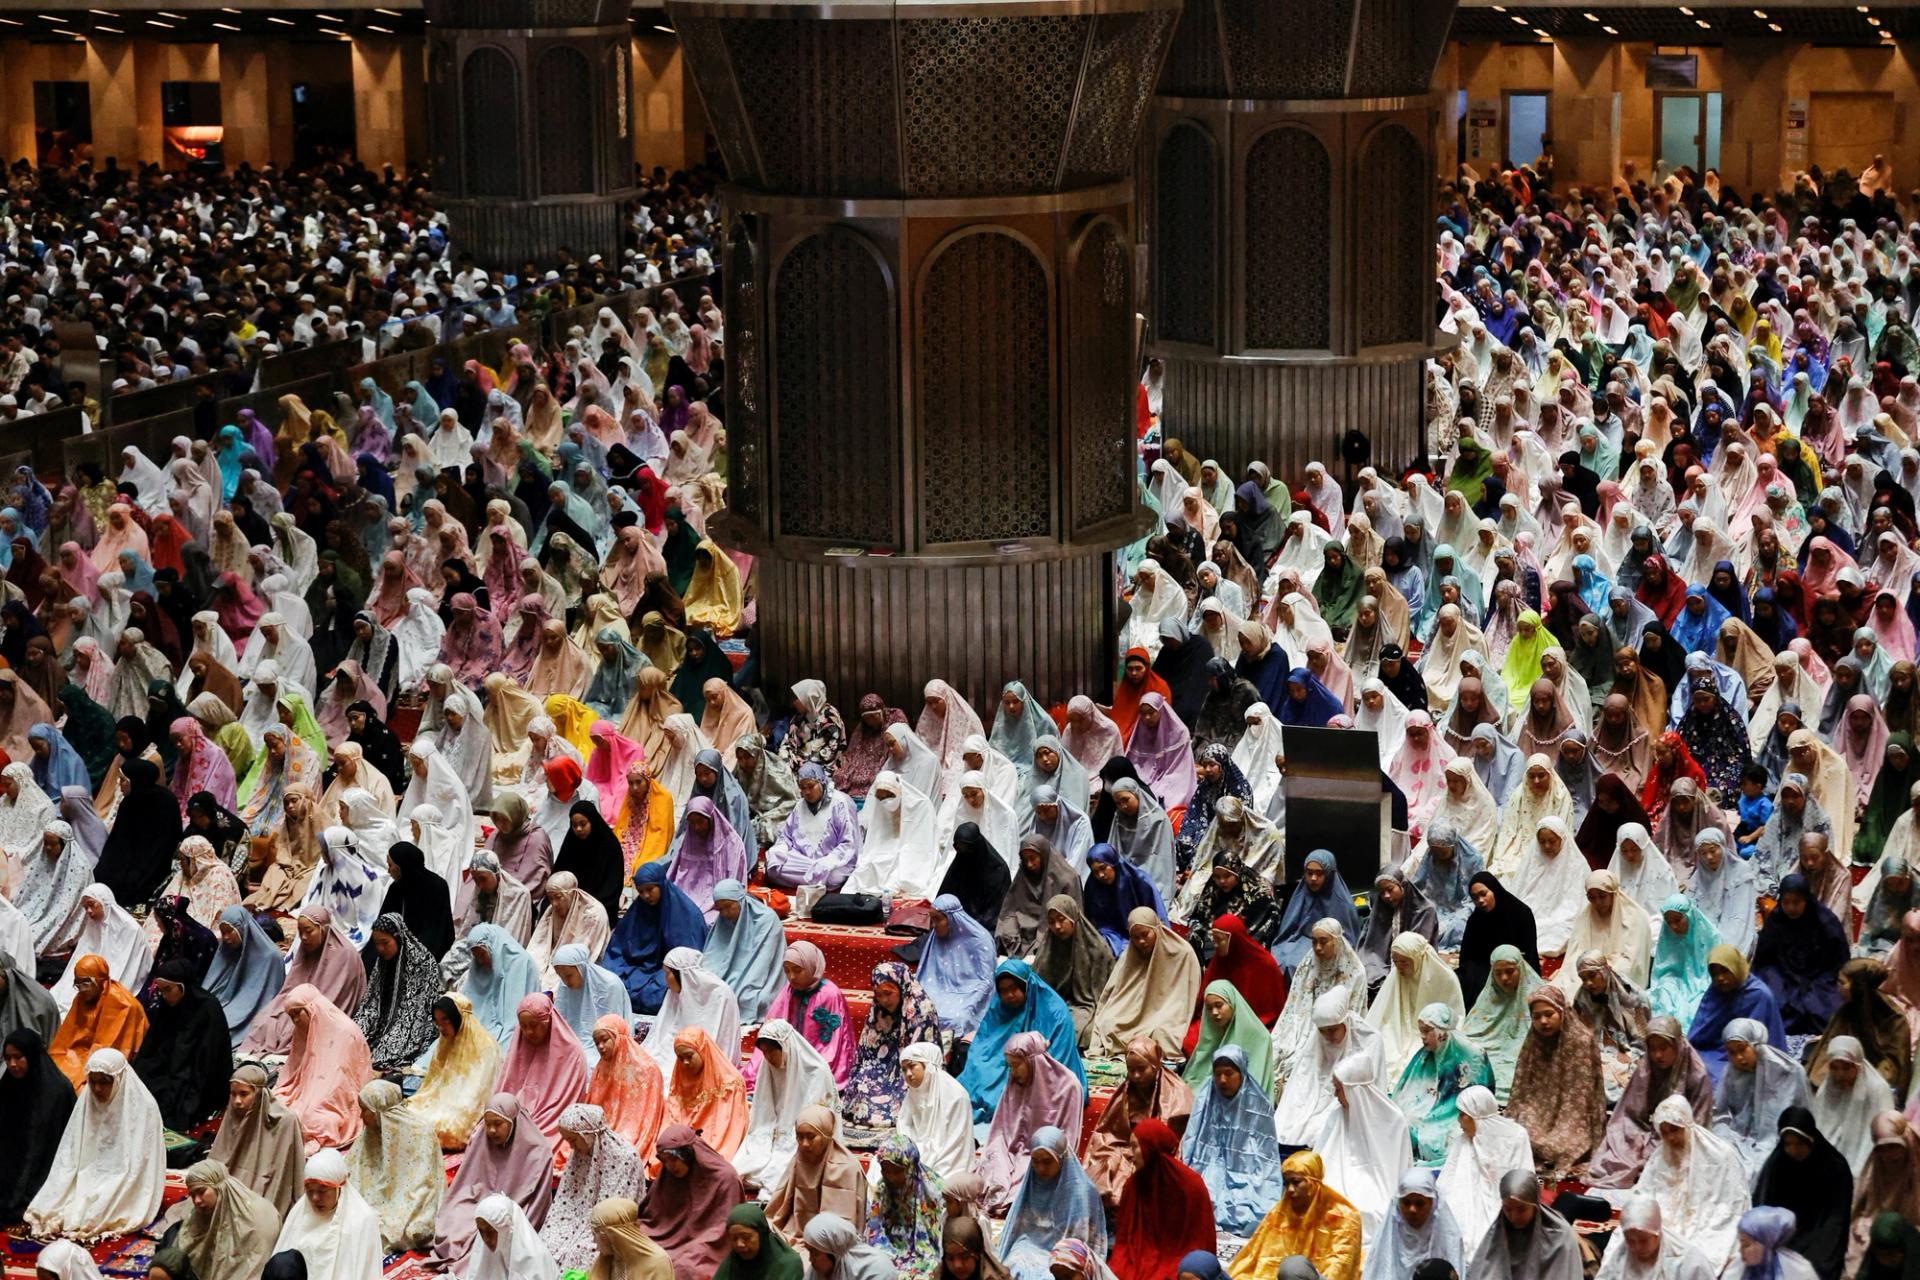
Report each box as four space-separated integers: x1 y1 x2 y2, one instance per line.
1467 98 1500 164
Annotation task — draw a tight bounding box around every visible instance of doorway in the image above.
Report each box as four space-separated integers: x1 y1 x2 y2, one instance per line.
1505 92 1548 169
33 81 91 165
1655 92 1722 177
290 41 356 166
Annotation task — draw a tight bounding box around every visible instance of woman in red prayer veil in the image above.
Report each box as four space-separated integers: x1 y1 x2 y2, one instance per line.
1108 1118 1216 1280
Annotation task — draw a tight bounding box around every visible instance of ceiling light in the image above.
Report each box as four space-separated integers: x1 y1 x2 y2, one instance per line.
266 15 294 24
1511 13 1527 22
88 7 113 14
1754 7 1767 15
1679 5 1693 13
0 15 25 23
1603 25 1618 33
212 21 240 30
1768 21 1782 30
652 22 674 32
375 6 403 13
1697 18 1711 26
147 19 174 28
367 23 391 32
37 14 65 20
157 10 188 17
1534 28 1549 38
1583 10 1598 19
53 27 83 37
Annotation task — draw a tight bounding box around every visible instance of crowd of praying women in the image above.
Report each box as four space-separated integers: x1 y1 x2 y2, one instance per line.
15 162 1920 1280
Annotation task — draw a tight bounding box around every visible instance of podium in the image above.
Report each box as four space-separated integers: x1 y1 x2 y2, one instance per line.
1280 725 1394 889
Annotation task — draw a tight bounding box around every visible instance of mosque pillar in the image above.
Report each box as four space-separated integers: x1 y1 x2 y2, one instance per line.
421 0 638 270
1143 0 1459 480
665 0 1177 713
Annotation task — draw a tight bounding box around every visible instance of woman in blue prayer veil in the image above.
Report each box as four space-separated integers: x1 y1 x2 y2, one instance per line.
955 958 1085 1121
1268 848 1362 972
916 893 1000 1035
602 859 707 1014
1277 667 1345 728
1668 583 1732 656
1178 1044 1289 1234
1081 843 1167 955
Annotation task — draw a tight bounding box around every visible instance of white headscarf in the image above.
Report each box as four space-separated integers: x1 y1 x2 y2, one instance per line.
844 771 946 899
731 1018 841 1191
471 1194 559 1280
640 948 742 1073
270 1148 386 1280
23 1049 166 1241
1367 935 1466 1082
1434 1084 1534 1243
891 1041 976 1183
1608 823 1682 918
1629 1094 1751 1275
1506 815 1592 955
1312 1053 1411 1241
1807 1035 1894 1173
48 882 151 1013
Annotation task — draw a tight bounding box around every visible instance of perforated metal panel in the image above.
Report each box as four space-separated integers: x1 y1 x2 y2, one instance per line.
727 219 764 524
1245 128 1330 351
1158 0 1227 98
919 233 1054 545
1155 123 1217 348
1357 124 1427 348
462 47 523 198
428 41 458 188
1070 221 1137 533
536 47 595 196
774 230 900 545
1350 0 1420 97
899 15 1089 198
1063 9 1179 189
425 0 626 26
1221 0 1352 98
724 19 901 198
673 16 756 181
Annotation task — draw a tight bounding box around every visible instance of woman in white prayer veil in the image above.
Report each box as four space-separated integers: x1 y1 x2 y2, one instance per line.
1269 510 1336 586
239 613 318 694
428 408 476 471
258 574 313 637
391 587 448 692
1267 592 1335 663
640 947 741 1072
1629 1095 1750 1273
934 769 1020 872
1418 605 1489 705
886 1041 975 1184
1807 1034 1893 1173
878 723 942 801
653 713 704 813
845 770 948 900
24 1049 165 1242
166 456 219 544
1146 458 1186 516
1269 921 1368 1088
1608 824 1681 919
339 786 400 865
271 1148 386 1280
1313 1052 1410 1241
956 734 1021 813
1232 702 1288 813
732 1017 841 1192
1680 517 1737 586
472 1194 559 1280
118 446 171 515
49 882 151 1012
423 676 493 812
1506 815 1591 956
1593 1196 1721 1280
271 512 321 595
236 661 293 752
1749 652 1824 753
1120 561 1187 659
1361 1168 1468 1280
1434 1085 1533 1242
1273 987 1382 1145
177 611 242 700
400 737 476 887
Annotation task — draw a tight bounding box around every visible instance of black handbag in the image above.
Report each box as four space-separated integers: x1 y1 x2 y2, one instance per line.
808 892 887 925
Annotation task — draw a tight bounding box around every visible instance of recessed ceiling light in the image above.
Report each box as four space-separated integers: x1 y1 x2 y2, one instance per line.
1697 17 1711 26
1768 21 1782 30
1679 5 1694 13
367 23 391 33
1603 25 1618 34
266 15 294 24
1583 11 1598 19
652 23 673 32
1754 7 1767 15
148 19 175 28
53 27 83 37
0 15 23 24
375 6 403 14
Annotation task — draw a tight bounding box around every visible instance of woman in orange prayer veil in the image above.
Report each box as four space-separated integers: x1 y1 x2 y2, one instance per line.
48 954 148 1087
661 1026 748 1159
586 1012 667 1160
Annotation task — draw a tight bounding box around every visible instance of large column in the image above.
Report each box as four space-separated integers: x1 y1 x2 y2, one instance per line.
352 35 424 170
1144 0 1458 479
666 0 1177 714
422 0 637 270
219 38 274 170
